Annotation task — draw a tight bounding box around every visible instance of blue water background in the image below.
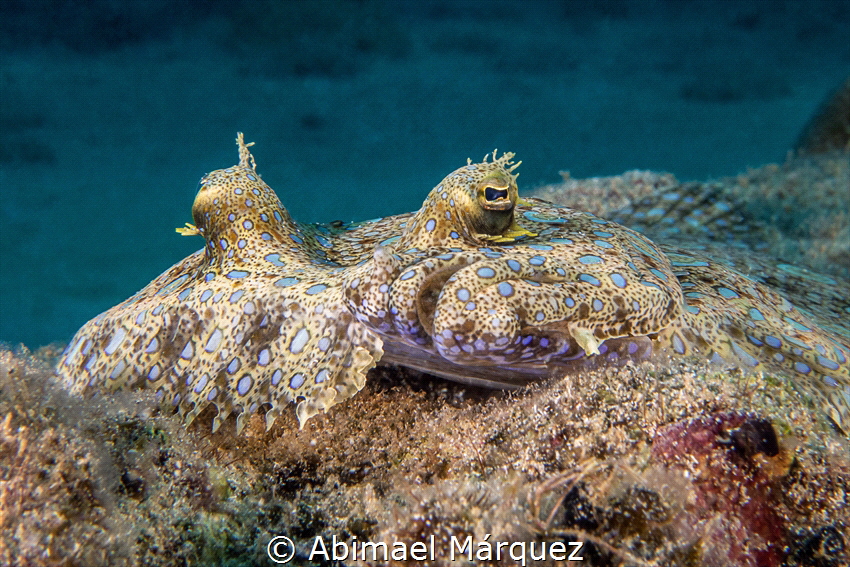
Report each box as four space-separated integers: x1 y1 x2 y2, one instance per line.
1 0 848 347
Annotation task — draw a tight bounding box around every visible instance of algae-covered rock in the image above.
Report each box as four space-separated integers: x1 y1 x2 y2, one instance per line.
3 343 848 566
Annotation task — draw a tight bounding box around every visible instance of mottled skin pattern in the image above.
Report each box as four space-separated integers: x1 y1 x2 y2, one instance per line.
59 138 385 431
342 153 681 377
656 249 850 431
56 135 850 433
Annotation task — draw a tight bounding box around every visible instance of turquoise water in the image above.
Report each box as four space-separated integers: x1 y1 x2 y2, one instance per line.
1 0 848 348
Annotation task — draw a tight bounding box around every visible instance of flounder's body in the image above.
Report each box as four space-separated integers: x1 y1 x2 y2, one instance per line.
56 135 850 433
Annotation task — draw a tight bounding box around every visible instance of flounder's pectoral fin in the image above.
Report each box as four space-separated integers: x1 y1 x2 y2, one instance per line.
281 303 385 430
56 272 384 434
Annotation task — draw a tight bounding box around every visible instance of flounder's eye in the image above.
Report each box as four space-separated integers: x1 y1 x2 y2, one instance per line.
484 186 509 201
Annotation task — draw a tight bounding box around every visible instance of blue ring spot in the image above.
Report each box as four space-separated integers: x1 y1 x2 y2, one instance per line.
237 376 252 396
748 308 765 321
529 255 546 266
783 334 812 351
731 342 760 367
306 284 327 295
578 255 603 265
783 316 813 332
579 274 601 286
649 268 668 282
794 361 811 374
400 270 416 281
289 373 305 389
816 356 840 371
275 277 299 287
425 219 436 232
716 287 740 299
592 299 603 311
227 270 249 279
672 260 710 267
498 282 514 297
609 273 627 288
265 253 286 266
523 211 566 223
507 259 522 272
